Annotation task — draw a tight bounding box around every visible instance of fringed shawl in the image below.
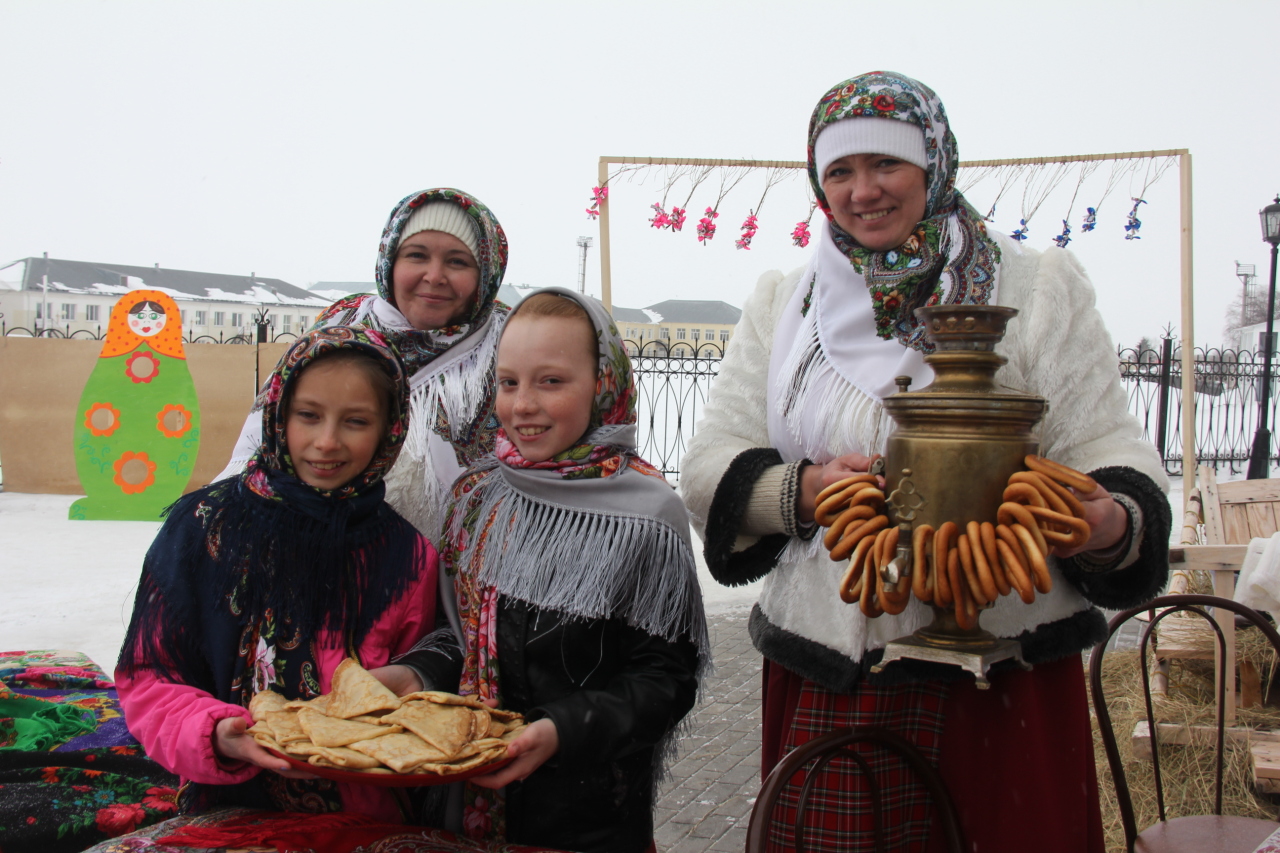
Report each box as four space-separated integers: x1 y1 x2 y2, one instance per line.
445 287 711 699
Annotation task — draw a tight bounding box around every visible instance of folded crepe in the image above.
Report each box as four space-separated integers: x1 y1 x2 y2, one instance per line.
348 732 452 773
327 658 403 719
296 706 403 748
383 700 475 758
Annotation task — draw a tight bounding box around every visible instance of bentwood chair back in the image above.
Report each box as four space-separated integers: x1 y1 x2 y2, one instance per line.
744 726 964 853
1091 594 1280 852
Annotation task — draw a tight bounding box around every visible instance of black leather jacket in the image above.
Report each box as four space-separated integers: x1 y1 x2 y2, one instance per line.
497 595 700 853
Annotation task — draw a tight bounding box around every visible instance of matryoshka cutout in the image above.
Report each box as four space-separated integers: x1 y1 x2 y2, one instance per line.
70 290 201 520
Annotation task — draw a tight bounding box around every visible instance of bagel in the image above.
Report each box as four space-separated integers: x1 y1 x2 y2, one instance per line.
1011 523 1053 594
822 504 876 551
829 514 889 561
1024 455 1098 495
996 535 1036 604
912 524 936 603
965 521 1000 602
933 522 959 607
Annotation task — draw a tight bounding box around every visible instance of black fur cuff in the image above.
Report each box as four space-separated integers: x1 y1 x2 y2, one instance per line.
1058 466 1171 610
704 448 790 587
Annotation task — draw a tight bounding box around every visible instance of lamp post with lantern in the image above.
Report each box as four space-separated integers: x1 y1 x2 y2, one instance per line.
1248 196 1280 479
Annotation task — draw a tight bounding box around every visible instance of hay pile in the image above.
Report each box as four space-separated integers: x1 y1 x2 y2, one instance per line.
1089 646 1280 852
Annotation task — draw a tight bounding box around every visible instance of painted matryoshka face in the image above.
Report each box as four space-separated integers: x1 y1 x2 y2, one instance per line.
128 304 167 337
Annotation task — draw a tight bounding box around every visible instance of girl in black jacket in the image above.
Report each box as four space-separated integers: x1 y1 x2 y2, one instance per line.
441 288 710 852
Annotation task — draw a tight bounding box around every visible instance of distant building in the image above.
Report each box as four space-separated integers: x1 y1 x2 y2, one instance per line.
0 257 330 340
612 299 741 355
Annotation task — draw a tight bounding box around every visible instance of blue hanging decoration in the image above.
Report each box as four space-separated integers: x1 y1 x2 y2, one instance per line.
1124 197 1146 240
1010 219 1029 241
1052 219 1072 248
1081 207 1097 232
985 203 997 222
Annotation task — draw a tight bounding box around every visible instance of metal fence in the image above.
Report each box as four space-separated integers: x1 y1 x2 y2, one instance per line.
10 320 1280 479
0 322 300 345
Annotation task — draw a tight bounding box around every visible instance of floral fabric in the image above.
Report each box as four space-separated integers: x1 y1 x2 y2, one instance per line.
80 807 567 853
0 651 181 852
805 71 1000 352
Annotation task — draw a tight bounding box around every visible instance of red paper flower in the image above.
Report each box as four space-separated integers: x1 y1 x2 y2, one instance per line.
124 351 160 384
95 802 146 836
113 451 157 495
156 404 193 438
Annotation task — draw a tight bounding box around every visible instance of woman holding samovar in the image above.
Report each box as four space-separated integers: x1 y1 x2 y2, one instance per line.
681 71 1170 852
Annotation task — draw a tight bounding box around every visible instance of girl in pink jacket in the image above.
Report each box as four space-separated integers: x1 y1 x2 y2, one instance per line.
116 327 439 822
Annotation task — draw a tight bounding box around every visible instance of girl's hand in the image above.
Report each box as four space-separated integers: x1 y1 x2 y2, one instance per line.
467 718 558 789
213 716 316 779
368 664 424 697
1052 483 1129 558
797 453 884 525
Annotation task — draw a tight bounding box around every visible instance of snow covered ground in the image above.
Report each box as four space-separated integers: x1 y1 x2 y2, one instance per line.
1 476 1195 675
0 492 760 674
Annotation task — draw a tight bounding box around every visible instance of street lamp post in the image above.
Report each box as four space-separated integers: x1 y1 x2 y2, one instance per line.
1248 196 1280 478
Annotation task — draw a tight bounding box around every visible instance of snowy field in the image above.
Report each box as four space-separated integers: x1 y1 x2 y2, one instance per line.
0 492 761 674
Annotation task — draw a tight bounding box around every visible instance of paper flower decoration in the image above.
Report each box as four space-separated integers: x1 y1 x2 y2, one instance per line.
735 213 759 250
696 208 719 244
585 186 608 220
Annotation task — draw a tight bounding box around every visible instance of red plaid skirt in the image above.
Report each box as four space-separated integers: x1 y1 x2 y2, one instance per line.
761 654 1105 853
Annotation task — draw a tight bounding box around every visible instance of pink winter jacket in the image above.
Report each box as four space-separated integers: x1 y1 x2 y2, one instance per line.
116 544 439 822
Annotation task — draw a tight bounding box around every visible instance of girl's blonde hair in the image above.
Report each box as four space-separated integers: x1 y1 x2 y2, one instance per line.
506 292 596 362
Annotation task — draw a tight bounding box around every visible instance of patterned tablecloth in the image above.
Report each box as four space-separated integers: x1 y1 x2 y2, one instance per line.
0 650 181 852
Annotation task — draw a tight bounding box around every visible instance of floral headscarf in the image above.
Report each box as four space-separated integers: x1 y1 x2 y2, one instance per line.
244 326 410 501
805 71 999 352
313 187 510 377
491 288 641 480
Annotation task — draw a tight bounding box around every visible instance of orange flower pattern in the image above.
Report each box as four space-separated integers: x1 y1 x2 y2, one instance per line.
156 403 193 438
84 402 121 437
112 451 157 495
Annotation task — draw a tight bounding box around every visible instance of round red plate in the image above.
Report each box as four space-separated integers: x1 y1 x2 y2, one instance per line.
266 748 513 787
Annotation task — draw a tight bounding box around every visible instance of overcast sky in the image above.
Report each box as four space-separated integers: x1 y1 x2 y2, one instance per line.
3 0 1277 349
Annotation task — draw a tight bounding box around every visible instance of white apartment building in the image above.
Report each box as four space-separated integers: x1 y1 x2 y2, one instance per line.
0 257 333 340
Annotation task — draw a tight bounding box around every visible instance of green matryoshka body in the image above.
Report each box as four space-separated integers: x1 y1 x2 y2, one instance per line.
70 290 200 520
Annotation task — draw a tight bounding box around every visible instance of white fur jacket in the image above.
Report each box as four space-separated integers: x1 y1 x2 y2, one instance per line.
680 237 1172 692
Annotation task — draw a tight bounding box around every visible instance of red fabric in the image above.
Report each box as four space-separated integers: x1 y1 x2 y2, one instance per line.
157 810 567 852
760 655 1105 853
765 669 948 853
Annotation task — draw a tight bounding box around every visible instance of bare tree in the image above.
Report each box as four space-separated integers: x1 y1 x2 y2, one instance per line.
1224 288 1274 349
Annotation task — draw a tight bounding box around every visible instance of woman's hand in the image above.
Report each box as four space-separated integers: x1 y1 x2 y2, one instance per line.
368 664 424 697
797 453 884 525
1052 483 1128 558
467 718 558 789
213 716 316 779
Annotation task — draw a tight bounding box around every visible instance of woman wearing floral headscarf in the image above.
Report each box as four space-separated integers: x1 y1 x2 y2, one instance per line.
218 189 510 696
682 72 1171 852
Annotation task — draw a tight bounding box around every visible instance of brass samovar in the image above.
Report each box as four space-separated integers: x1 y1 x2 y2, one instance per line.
868 304 1046 687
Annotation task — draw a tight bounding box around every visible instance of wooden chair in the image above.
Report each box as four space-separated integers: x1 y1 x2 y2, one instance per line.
744 726 964 853
1161 465 1280 721
1092 594 1280 852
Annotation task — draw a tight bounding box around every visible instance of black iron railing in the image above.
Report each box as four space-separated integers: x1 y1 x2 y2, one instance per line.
9 321 1280 479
